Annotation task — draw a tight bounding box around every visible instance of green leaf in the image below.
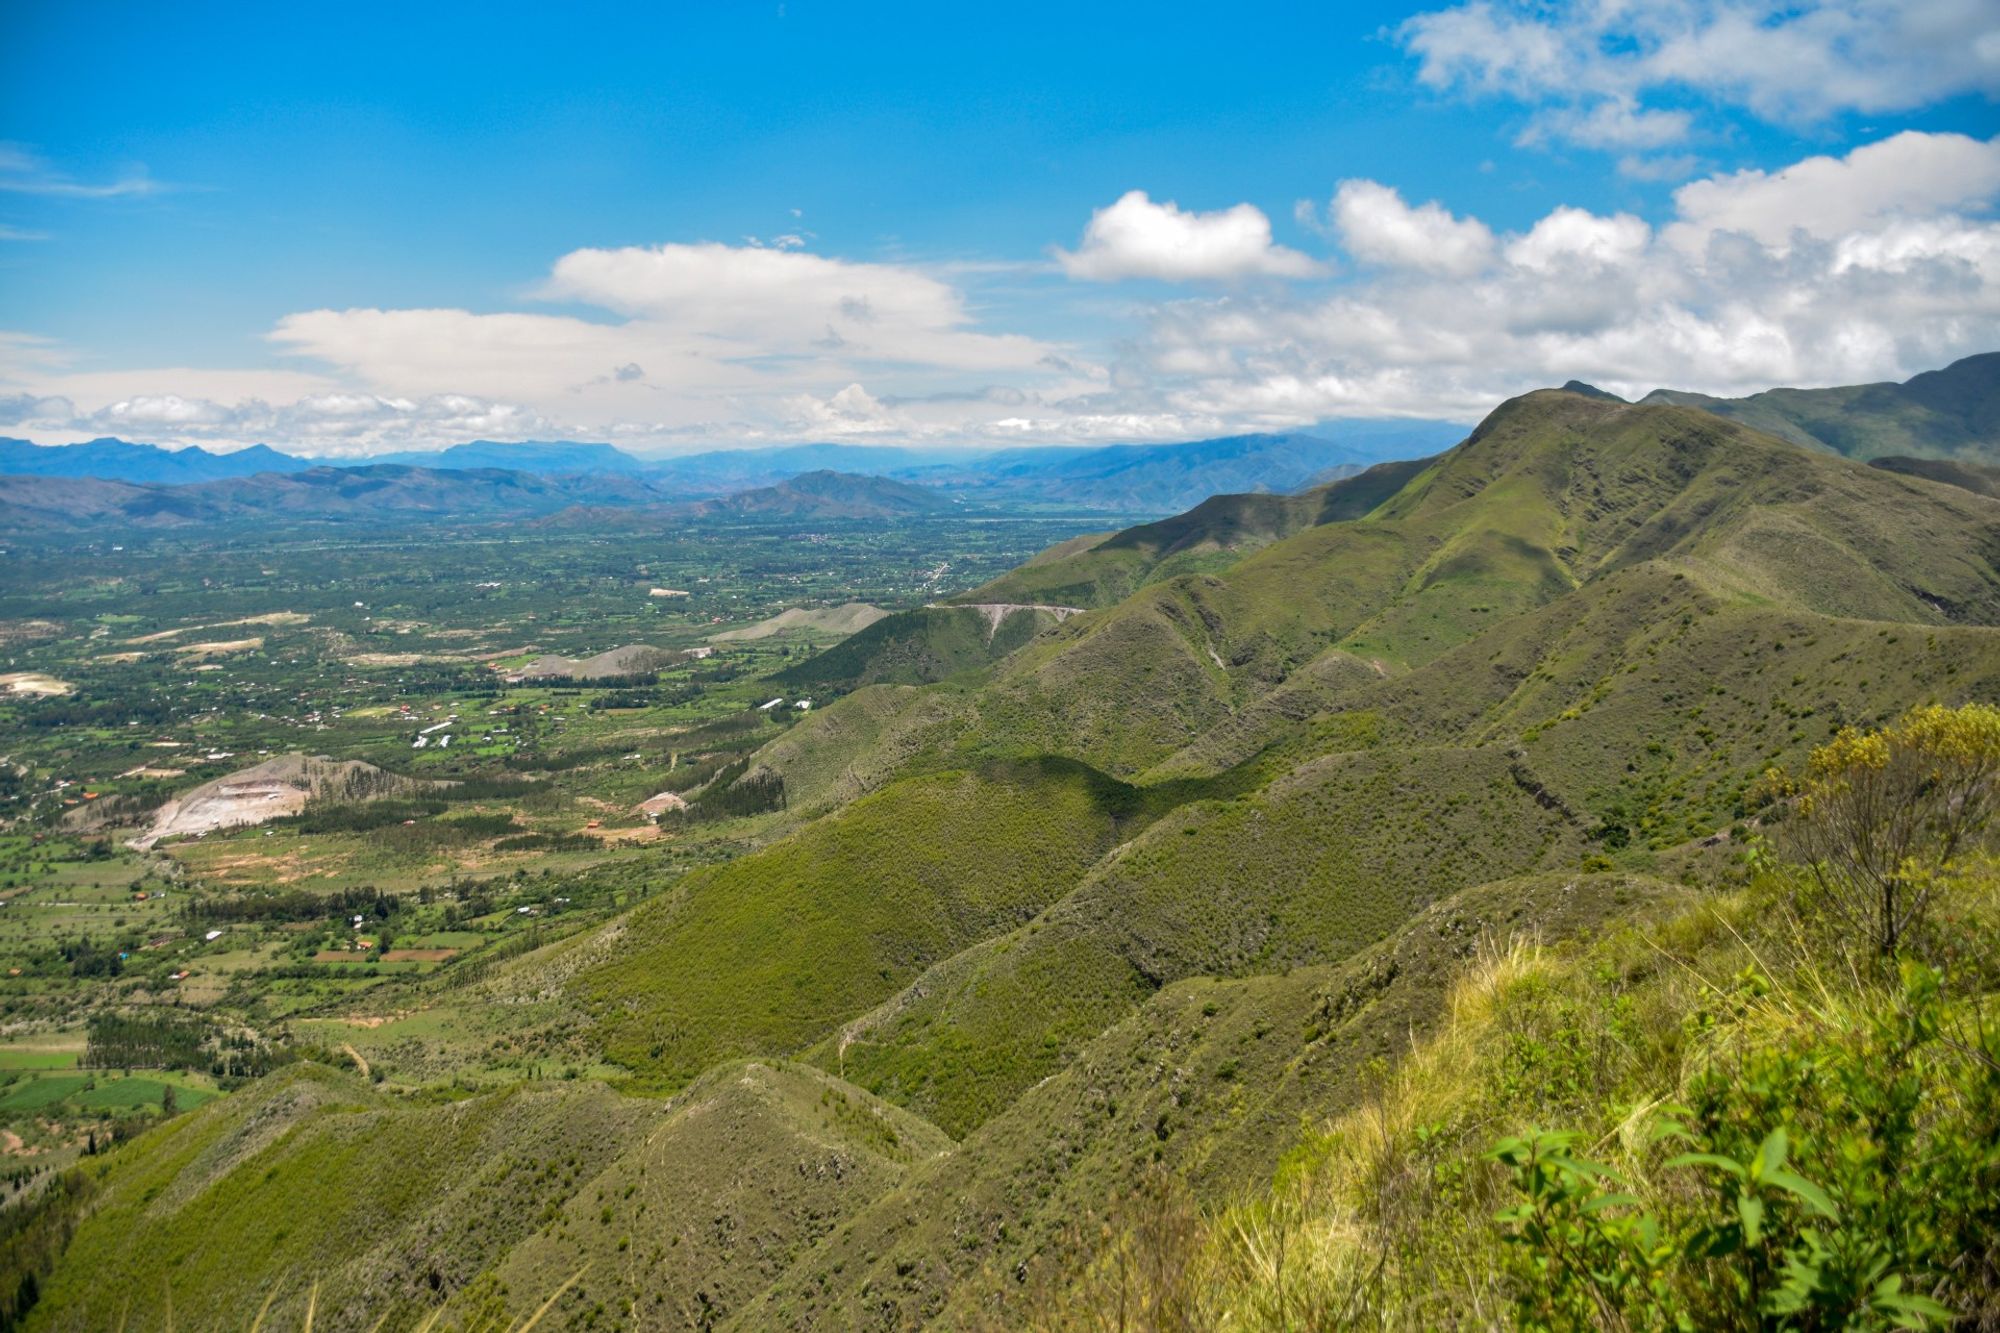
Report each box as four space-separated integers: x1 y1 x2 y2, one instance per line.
1664 1151 1746 1178
1545 1153 1622 1183
1874 1275 1953 1327
1763 1167 1838 1219
1752 1126 1789 1181
1737 1192 1764 1246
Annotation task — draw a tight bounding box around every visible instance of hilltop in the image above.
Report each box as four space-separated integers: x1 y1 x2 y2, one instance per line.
1642 350 2000 462
685 469 954 520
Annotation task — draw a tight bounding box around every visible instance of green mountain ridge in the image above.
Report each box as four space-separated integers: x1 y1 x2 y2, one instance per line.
1640 350 2000 462
21 378 2000 1330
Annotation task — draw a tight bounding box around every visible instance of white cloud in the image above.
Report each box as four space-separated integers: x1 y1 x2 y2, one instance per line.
537 240 1047 370
1116 132 2000 425
1326 180 1496 276
1518 99 1693 150
1667 131 2000 251
8 134 1996 452
1403 0 2000 150
1505 207 1652 272
0 392 75 428
4 242 1094 450
1056 191 1323 282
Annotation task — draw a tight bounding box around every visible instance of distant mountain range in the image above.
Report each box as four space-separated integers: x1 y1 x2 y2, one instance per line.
0 466 969 536
3 354 1992 537
0 437 313 485
0 424 1467 514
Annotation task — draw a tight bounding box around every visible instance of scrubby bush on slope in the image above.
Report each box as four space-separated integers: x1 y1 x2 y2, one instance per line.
1029 706 2000 1330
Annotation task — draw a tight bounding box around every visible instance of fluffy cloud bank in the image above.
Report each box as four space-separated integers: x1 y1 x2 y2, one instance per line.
1126 131 2000 426
3 132 1996 451
1057 191 1322 282
1403 0 2000 155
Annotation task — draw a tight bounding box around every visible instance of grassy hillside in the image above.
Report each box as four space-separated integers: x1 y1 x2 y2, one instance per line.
1024 848 2000 1327
1871 454 2000 498
816 744 1584 1137
24 1059 949 1332
962 456 1432 609
771 603 1064 694
28 1066 659 1331
446 1060 950 1329
738 872 1683 1330
16 378 2000 1331
765 390 1998 795
573 759 1143 1087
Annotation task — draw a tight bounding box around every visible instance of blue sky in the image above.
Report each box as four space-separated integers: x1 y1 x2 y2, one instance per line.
2 0 1997 453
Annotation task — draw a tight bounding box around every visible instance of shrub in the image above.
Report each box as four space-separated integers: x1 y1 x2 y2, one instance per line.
1780 703 2000 958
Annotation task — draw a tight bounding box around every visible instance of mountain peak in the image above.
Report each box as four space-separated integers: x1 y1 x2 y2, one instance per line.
1560 380 1627 402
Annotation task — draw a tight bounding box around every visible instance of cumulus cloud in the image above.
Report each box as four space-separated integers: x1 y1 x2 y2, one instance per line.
69 392 560 457
1056 191 1323 282
1117 131 2000 425
1667 131 2000 251
7 132 1997 451
1324 181 1496 277
535 240 1048 370
0 392 75 427
1403 0 2000 150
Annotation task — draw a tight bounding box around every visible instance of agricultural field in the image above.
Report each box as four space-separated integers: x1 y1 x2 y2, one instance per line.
0 510 1123 1184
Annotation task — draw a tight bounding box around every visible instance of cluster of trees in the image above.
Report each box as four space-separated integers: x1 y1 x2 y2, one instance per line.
654 760 787 824
0 1169 91 1329
82 1012 208 1072
56 939 122 979
181 885 400 926
587 682 701 711
13 692 175 731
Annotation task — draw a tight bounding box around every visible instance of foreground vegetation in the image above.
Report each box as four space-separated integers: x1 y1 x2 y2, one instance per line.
1029 706 2000 1330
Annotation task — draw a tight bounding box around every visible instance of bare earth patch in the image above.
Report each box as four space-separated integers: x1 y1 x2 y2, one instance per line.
125 612 309 645
134 753 431 850
0 672 71 697
174 637 264 659
0 619 62 646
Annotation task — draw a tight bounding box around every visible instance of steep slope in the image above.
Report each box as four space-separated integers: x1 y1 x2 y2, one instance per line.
445 1061 951 1330
1641 350 2000 462
770 603 1074 694
962 456 1433 609
28 1061 947 1332
29 1067 658 1331
750 388 2000 794
814 743 1585 1137
1870 454 2000 498
573 759 1143 1087
27 376 2000 1330
736 872 1683 1330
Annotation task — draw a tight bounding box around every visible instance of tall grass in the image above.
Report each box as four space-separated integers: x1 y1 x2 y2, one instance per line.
1018 864 2000 1329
